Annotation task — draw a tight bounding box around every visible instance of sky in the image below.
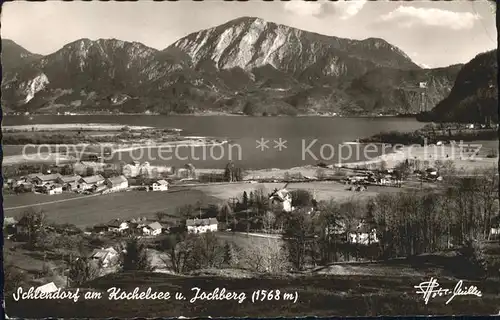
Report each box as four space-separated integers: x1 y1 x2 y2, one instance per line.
1 0 497 68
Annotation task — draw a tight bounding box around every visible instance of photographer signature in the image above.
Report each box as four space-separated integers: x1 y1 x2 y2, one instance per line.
414 277 482 304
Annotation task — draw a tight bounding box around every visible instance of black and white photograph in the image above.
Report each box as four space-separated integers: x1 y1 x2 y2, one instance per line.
1 0 499 317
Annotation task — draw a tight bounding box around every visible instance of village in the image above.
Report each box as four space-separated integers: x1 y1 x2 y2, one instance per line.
3 149 500 298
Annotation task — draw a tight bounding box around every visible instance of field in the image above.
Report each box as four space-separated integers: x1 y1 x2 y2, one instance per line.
215 231 283 250
342 141 499 173
3 189 221 228
191 182 286 200
286 181 403 202
6 270 500 317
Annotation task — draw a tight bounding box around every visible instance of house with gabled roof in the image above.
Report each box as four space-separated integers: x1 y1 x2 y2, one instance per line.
57 174 81 185
186 218 218 234
269 188 293 212
107 219 129 233
89 247 119 267
105 175 129 192
151 179 169 191
42 183 63 195
32 173 62 186
78 174 105 190
142 221 163 236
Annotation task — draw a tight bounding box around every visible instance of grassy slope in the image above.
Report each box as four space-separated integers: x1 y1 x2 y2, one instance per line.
3 189 221 228
6 270 499 317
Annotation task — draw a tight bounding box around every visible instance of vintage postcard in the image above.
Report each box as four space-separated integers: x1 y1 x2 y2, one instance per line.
1 0 498 318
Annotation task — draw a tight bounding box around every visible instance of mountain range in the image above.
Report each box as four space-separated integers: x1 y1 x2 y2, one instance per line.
420 49 498 123
0 16 488 118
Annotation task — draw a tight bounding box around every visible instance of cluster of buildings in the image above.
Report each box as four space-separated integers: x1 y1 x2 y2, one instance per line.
92 218 166 236
91 217 220 236
7 168 172 196
9 173 130 195
186 218 218 234
341 170 402 187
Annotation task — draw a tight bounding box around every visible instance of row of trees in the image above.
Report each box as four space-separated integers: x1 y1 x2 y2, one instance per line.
280 169 499 273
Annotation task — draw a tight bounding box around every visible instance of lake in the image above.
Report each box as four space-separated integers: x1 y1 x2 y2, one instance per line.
2 115 425 169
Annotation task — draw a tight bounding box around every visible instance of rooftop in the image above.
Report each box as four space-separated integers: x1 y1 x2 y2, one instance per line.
186 218 218 227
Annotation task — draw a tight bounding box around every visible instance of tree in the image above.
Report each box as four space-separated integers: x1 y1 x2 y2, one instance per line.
379 160 388 172
262 211 276 233
315 168 326 180
222 241 239 267
121 237 152 271
283 210 313 270
218 203 233 227
155 211 168 222
4 264 26 296
224 161 236 182
19 209 47 247
159 233 192 273
85 166 95 177
189 232 225 270
61 164 74 175
242 240 289 274
249 191 255 207
68 257 100 286
242 191 249 209
291 189 313 208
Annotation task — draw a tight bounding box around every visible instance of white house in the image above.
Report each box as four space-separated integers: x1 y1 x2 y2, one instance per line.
78 174 105 191
348 222 379 245
107 219 129 233
269 188 293 212
36 282 58 293
44 184 63 195
142 221 163 236
90 247 119 268
57 175 82 185
105 175 129 192
186 218 218 233
32 173 62 186
151 180 169 191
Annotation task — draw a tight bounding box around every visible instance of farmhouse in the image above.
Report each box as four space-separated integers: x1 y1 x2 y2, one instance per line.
42 183 63 195
107 219 129 233
90 247 119 268
57 174 81 185
269 188 293 213
32 173 62 185
142 221 163 236
151 179 169 191
105 175 129 192
78 174 105 191
186 218 218 234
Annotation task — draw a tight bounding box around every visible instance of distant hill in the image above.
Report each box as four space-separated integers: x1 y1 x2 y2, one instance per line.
422 49 498 123
1 17 466 116
1 39 42 73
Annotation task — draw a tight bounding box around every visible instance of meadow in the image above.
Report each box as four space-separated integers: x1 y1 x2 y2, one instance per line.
4 189 221 228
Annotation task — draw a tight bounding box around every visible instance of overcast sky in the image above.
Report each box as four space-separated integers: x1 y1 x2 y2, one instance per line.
2 0 496 68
